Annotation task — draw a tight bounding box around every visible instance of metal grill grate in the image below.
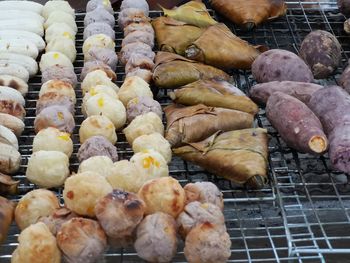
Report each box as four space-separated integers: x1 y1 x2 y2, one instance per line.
0 1 349 262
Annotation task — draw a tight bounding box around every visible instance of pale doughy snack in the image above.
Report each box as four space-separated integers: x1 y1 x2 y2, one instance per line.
33 127 73 157
86 0 114 14
83 22 115 41
39 51 74 72
84 6 115 27
26 150 70 188
36 92 75 115
120 0 149 15
40 80 76 103
106 160 141 193
130 149 169 186
63 171 113 217
41 65 77 87
83 94 126 130
126 96 162 123
78 156 114 178
0 112 25 136
118 76 153 106
44 11 77 33
82 84 118 106
45 23 76 43
15 189 60 230
81 70 119 95
123 112 164 145
79 115 117 144
85 47 118 71
138 176 185 217
80 60 116 81
11 222 61 263
42 1 75 20
132 133 172 163
184 182 224 210
46 37 76 62
82 34 115 57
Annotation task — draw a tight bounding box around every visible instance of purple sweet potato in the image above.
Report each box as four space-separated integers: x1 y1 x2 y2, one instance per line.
339 63 350 94
250 81 323 105
251 49 314 83
266 92 328 154
307 86 350 173
300 30 341 79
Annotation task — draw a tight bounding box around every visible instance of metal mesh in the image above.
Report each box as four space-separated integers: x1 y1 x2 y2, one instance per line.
0 1 348 262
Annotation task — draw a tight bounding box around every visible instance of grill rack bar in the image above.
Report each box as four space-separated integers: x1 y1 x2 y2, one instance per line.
1 1 349 262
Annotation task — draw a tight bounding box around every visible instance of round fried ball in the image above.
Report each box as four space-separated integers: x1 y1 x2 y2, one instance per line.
78 155 114 178
81 69 119 95
107 160 141 193
118 76 153 106
26 150 70 188
79 115 117 144
33 127 73 157
126 96 162 123
82 34 115 57
40 80 76 103
138 176 185 218
63 171 113 217
15 189 60 230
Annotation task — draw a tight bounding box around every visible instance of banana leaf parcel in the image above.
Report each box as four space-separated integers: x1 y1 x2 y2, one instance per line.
185 23 265 70
152 51 231 89
210 0 287 30
173 128 269 189
161 1 217 28
152 16 204 56
165 104 254 147
170 79 259 115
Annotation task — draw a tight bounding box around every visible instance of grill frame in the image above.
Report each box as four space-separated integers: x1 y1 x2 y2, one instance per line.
1 1 349 262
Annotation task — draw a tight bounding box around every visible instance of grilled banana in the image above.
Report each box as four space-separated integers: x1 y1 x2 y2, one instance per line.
0 125 18 150
0 75 28 96
0 142 21 174
0 1 43 14
0 113 25 137
0 53 38 76
0 63 29 82
0 30 45 51
0 86 25 106
0 19 44 37
0 39 39 59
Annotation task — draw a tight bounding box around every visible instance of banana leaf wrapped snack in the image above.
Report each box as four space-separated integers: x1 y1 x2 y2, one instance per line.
173 128 269 189
210 0 287 30
152 52 231 89
165 104 254 147
152 17 204 56
170 79 259 115
185 23 264 70
161 1 217 28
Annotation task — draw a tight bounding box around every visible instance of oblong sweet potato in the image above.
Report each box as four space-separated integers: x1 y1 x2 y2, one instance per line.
251 49 314 83
250 81 323 105
339 63 350 94
266 92 328 154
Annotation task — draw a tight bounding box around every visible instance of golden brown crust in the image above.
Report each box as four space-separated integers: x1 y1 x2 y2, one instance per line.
0 100 26 120
0 196 15 244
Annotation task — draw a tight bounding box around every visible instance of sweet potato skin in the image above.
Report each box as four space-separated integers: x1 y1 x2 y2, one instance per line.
251 49 314 83
339 63 350 94
300 30 341 79
266 92 328 154
250 81 323 105
338 0 350 17
307 86 350 172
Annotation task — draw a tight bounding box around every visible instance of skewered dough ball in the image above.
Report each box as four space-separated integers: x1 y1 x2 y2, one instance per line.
40 51 74 72
78 156 114 178
80 60 116 81
118 8 148 30
126 96 162 123
79 115 117 144
134 213 177 263
39 208 78 235
177 201 225 237
125 53 154 74
84 6 115 27
82 84 118 106
138 176 185 217
184 223 231 263
118 76 152 106
57 218 107 263
34 105 75 134
86 0 114 14
44 11 77 33
95 189 145 240
40 80 76 103
77 135 118 162
126 68 153 83
36 92 75 115
11 222 61 263
46 37 77 62
106 160 141 193
184 182 224 210
63 171 113 217
123 112 164 145
119 42 154 65
26 150 70 188
83 94 126 130
15 189 60 230
132 133 172 163
122 30 154 48
85 47 118 71
120 0 149 15
81 69 119 94
33 127 73 157
124 22 154 36
45 23 76 43
83 22 115 41
42 1 75 20
82 34 115 57
41 65 77 87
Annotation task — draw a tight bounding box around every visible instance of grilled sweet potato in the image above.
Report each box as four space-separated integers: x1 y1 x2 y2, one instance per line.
266 92 328 154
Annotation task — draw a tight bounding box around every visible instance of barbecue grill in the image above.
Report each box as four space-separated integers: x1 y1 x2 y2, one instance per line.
0 1 349 262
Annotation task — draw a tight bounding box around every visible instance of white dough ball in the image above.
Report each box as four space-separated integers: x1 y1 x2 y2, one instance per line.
118 76 153 106
79 115 117 144
81 70 119 95
78 156 114 178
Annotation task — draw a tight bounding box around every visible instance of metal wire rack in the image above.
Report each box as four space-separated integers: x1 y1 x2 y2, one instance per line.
0 1 349 262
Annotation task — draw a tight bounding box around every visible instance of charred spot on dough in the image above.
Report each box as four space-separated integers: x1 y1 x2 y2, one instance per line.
66 191 74 199
125 200 143 210
9 80 20 91
201 222 214 230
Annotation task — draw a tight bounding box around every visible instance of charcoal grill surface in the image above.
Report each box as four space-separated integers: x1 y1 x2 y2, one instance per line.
0 1 348 262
